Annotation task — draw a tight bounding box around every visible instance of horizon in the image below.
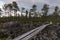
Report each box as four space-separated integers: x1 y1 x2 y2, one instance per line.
0 0 60 14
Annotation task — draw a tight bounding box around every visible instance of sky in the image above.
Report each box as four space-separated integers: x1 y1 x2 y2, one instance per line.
0 0 60 14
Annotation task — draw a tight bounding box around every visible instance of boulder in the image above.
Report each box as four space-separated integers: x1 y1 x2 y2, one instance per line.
3 21 21 28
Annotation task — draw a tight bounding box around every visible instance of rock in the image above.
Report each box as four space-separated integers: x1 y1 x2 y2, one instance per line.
56 29 60 38
3 21 21 28
0 29 7 37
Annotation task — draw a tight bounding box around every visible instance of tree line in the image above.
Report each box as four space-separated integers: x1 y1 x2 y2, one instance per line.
0 1 60 18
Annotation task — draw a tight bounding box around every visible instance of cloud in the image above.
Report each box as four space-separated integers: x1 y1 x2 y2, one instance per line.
1 0 60 7
1 0 60 14
0 1 5 8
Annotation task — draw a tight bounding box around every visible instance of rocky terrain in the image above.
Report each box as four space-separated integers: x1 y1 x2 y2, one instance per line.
0 21 42 39
1 21 60 40
30 24 60 40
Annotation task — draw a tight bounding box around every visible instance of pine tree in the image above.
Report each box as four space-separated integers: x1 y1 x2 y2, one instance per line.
42 4 49 16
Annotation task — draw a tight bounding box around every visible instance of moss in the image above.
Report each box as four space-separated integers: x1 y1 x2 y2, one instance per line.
0 37 6 40
0 24 3 29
